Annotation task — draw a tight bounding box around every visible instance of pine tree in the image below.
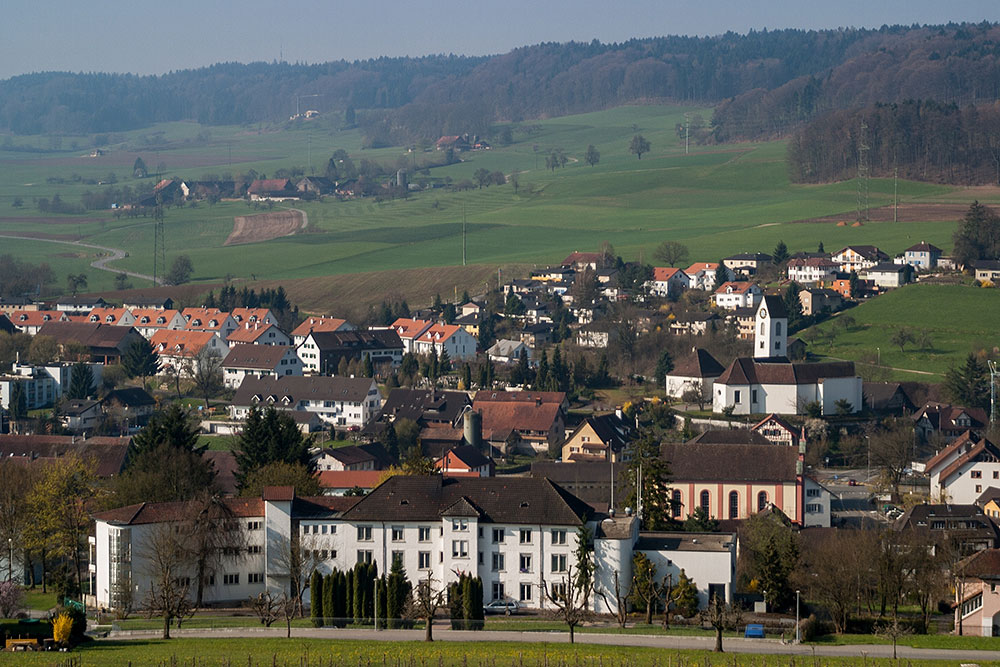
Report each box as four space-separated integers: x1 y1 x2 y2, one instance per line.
535 350 549 390
310 570 324 627
461 363 472 390
627 432 674 530
713 262 728 290
132 404 203 457
352 564 364 623
66 361 94 399
772 240 789 265
121 338 161 385
945 353 990 409
323 572 335 626
674 570 700 617
782 282 804 332
376 575 388 629
655 351 674 386
234 407 313 487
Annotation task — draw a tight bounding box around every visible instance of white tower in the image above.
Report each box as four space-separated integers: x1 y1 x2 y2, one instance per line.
754 295 787 359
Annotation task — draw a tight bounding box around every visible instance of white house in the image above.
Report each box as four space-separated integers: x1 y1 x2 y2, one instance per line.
85 308 137 327
221 344 302 389
411 323 477 361
713 296 862 416
647 267 690 297
830 245 889 273
230 375 382 429
291 317 357 346
9 310 68 335
684 262 733 291
486 339 532 364
227 323 291 347
902 242 943 270
0 361 103 410
129 309 187 339
150 330 229 377
712 282 762 310
390 318 435 354
665 348 724 401
181 308 239 340
787 257 840 284
863 262 909 288
924 432 1000 504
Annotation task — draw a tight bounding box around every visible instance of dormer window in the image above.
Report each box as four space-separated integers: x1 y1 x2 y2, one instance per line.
156 317 165 324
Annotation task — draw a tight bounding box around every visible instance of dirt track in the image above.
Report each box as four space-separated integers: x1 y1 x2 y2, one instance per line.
224 208 306 246
793 203 971 224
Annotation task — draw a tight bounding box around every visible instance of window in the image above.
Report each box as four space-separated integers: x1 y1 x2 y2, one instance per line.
520 583 533 602
492 528 505 544
728 491 739 520
671 490 682 518
734 390 741 403
751 390 757 403
418 551 431 569
550 582 567 601
418 526 431 542
551 530 566 545
757 491 768 512
806 504 822 513
391 526 404 541
700 490 710 515
492 582 505 601
392 550 404 567
775 322 782 336
976 484 983 493
452 540 468 558
519 529 532 544
247 545 262 555
551 554 567 573
223 573 239 585
357 550 373 564
247 521 261 531
806 488 820 498
492 552 505 571
519 554 532 573
321 524 328 535
357 525 372 541
452 519 468 531
972 470 983 479
995 471 999 479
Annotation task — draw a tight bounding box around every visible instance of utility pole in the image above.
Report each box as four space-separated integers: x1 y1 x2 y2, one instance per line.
684 113 690 155
462 203 467 266
894 167 898 223
989 360 998 425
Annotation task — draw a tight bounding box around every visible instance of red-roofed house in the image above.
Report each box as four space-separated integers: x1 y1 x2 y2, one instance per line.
924 431 1000 504
10 310 69 335
222 344 302 388
317 470 385 495
648 267 691 297
954 549 1000 636
713 281 763 310
752 413 800 447
561 251 604 271
787 257 840 284
684 262 733 290
230 308 278 327
227 322 290 346
151 329 228 376
434 445 495 477
130 309 187 339
473 395 565 455
86 308 137 327
181 308 238 339
391 318 434 353
413 323 477 360
291 317 356 346
247 178 297 201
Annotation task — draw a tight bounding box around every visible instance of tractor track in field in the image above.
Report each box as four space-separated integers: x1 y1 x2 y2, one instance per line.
0 233 160 284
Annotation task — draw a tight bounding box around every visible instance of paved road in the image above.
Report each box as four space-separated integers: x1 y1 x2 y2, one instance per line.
0 233 160 285
104 626 1000 662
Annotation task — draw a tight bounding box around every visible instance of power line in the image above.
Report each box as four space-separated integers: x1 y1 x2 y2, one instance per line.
856 119 870 222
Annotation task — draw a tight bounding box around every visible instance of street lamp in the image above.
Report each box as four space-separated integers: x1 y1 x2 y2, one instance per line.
795 589 801 644
7 538 12 581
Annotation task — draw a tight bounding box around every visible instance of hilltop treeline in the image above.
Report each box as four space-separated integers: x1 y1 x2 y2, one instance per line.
788 100 1000 184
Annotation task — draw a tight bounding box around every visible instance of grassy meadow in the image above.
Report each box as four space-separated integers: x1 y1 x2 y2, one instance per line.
801 282 1000 380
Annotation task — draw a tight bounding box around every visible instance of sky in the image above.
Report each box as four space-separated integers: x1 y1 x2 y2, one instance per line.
3 0 1000 80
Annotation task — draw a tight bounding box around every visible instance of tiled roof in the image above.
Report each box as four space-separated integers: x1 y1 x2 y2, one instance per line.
230 308 273 324
956 548 1000 580
0 434 131 478
906 242 942 253
684 262 718 275
232 374 375 406
12 310 67 326
305 329 402 352
151 329 217 358
788 257 838 268
391 318 433 340
248 178 293 194
473 390 565 405
227 323 283 344
686 429 771 445
317 470 385 490
661 442 798 482
714 281 756 295
340 475 592 525
652 267 687 282
440 445 492 470
291 317 352 337
85 307 131 324
130 309 182 328
716 358 856 386
262 485 295 501
671 348 725 378
36 321 138 349
204 450 238 495
635 531 735 552
222 343 288 370
319 445 377 466
752 413 798 436
474 400 562 434
102 387 156 407
416 323 463 344
377 388 470 425
924 430 977 472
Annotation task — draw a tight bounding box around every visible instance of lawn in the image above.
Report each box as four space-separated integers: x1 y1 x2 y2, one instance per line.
21 588 58 612
7 637 991 666
800 282 1000 380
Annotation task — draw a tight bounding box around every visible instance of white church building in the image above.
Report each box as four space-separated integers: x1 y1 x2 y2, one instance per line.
713 296 862 416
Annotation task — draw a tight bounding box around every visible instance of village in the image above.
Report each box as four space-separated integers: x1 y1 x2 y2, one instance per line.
2 234 1000 647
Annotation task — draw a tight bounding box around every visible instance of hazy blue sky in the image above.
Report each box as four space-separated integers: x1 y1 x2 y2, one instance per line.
3 0 1000 80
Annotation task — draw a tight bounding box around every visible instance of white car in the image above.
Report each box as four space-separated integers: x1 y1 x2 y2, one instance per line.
483 599 519 615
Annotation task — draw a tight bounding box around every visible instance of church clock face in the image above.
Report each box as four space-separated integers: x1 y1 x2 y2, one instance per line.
759 309 767 319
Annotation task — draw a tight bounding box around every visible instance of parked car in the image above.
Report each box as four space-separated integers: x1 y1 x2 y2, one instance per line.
483 599 519 615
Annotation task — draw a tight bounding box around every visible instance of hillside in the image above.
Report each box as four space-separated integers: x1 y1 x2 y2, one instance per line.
3 23 999 142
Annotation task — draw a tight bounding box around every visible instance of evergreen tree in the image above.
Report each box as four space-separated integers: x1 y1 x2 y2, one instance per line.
772 240 789 265
361 354 374 378
310 570 324 627
344 569 354 626
386 558 411 629
654 350 674 385
627 432 674 529
817 241 825 254
713 262 728 290
516 349 531 386
684 506 719 532
945 353 990 409
337 356 350 376
66 361 94 399
234 407 313 487
352 564 364 623
376 575 388 629
461 576 475 629
848 270 860 298
461 363 472 391
460 290 470 304
782 282 804 332
673 570 700 617
383 422 400 462
131 404 203 457
121 338 161 385
550 347 567 391
535 350 549 390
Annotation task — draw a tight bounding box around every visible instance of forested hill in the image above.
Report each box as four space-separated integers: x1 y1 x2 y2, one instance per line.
2 22 999 140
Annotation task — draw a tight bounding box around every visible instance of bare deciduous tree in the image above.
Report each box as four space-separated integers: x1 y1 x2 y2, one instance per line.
405 572 446 642
700 595 742 653
540 564 594 644
596 570 632 628
183 494 248 607
140 526 195 639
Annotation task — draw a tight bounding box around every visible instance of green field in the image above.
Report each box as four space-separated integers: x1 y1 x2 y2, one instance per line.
802 282 1000 380
5 637 994 666
1 104 987 315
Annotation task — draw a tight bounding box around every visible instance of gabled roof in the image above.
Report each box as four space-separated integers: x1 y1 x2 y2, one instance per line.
757 294 787 319
232 374 376 406
686 429 771 446
938 438 1000 483
340 475 591 525
440 445 493 470
181 308 232 332
714 281 756 295
222 343 289 370
833 245 889 260
684 262 718 275
475 400 562 435
12 310 67 326
230 308 274 324
150 329 217 358
671 348 725 378
906 241 943 253
924 430 978 472
416 323 465 345
86 307 131 324
652 267 688 282
130 308 182 328
788 257 839 268
956 548 1000 580
561 251 604 267
248 178 294 194
752 413 798 436
571 413 633 452
319 445 377 466
976 486 1000 507
291 317 353 337
474 390 566 406
227 323 285 344
661 442 798 482
0 434 131 477
377 388 471 425
37 321 139 349
317 470 385 490
391 317 433 340
102 387 156 408
716 357 856 386
306 329 402 352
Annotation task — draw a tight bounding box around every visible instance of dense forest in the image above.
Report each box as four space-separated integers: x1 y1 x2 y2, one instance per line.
788 100 1000 184
3 23 998 143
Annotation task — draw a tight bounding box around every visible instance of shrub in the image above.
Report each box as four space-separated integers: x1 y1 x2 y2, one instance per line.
52 613 73 646
0 581 25 618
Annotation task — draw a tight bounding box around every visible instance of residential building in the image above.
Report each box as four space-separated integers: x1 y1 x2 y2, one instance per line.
787 258 839 284
53 296 107 315
0 361 103 410
953 549 1000 637
798 288 843 316
924 432 1000 504
669 312 719 336
129 309 187 339
121 297 174 311
0 296 40 315
519 322 553 348
895 504 1000 556
61 399 102 432
665 348 724 402
9 310 69 335
973 260 1000 283
0 434 130 478
647 267 690 297
486 339 532 364
316 470 385 496
412 323 477 360
576 321 617 348
85 307 137 327
230 308 279 328
313 443 390 472
830 245 889 273
473 391 567 456
862 382 916 415
684 262 733 291
291 317 356 346
297 330 403 374
35 322 145 364
227 323 291 347
181 308 238 339
862 262 910 288
231 375 382 429
751 413 800 447
903 242 943 270
722 253 773 277
390 318 434 354
101 387 156 427
560 412 634 462
221 344 302 389
631 531 737 608
247 178 297 201
150 330 229 377
434 445 495 477
561 251 604 271
913 403 988 442
713 282 762 310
